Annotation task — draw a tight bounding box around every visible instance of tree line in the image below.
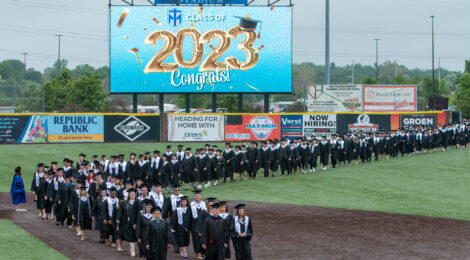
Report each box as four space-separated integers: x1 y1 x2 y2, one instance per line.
0 58 468 116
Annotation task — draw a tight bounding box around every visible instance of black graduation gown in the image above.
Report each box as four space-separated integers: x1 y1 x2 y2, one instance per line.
136 212 153 258
207 155 219 180
190 203 207 254
319 141 330 166
150 158 163 186
77 196 92 230
137 161 150 184
144 219 175 260
197 155 210 182
234 152 245 173
169 161 182 186
101 197 119 234
221 213 234 259
93 196 105 231
245 147 260 174
223 150 235 178
269 147 279 171
161 162 172 188
230 216 253 260
117 200 139 242
31 174 46 209
201 215 229 260
125 161 139 185
45 180 54 213
181 155 197 183
54 181 68 222
170 207 192 247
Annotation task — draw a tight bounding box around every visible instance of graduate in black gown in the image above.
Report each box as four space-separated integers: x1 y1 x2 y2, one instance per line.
117 188 139 256
161 155 172 193
45 171 55 221
231 204 253 260
259 141 272 178
169 154 182 189
93 188 108 243
101 187 119 247
31 163 46 218
201 203 229 260
223 144 235 183
170 196 192 258
219 201 233 259
144 207 175 260
279 139 292 175
77 186 92 241
319 136 330 171
245 142 260 179
137 200 154 260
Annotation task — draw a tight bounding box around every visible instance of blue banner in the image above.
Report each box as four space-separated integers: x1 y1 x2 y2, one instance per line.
280 115 302 140
47 115 104 143
110 6 292 93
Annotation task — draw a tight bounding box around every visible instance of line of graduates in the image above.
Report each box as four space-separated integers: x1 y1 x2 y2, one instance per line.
30 159 253 260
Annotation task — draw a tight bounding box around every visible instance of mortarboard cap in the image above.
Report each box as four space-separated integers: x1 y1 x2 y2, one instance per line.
80 186 87 191
51 162 58 165
153 150 160 154
235 203 246 210
178 145 183 148
151 207 162 213
185 148 192 151
193 189 202 194
37 163 44 167
212 203 221 209
166 145 172 149
101 155 106 158
235 15 261 31
128 188 137 193
207 197 217 202
219 201 227 206
79 153 86 157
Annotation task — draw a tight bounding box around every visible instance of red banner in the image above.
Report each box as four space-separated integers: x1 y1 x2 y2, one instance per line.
225 115 281 141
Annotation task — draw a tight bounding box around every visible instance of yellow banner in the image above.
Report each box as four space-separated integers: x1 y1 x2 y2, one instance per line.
48 134 104 142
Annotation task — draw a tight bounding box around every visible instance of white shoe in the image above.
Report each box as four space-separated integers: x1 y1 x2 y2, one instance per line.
77 232 82 236
207 183 211 187
197 185 202 189
312 168 316 172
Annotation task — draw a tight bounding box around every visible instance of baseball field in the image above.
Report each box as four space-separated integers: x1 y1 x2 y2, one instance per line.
1 143 470 259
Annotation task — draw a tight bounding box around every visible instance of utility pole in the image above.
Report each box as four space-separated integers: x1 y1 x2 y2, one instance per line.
325 0 330 84
21 52 27 81
394 60 397 77
431 16 435 98
374 38 380 82
55 34 63 77
351 60 355 84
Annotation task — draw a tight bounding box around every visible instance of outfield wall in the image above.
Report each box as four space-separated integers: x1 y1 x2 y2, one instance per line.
0 111 451 143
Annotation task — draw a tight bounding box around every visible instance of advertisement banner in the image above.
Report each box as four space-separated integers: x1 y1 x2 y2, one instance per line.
110 6 292 93
19 115 48 143
168 114 224 141
0 116 29 143
153 0 247 4
336 114 391 134
280 115 302 140
302 114 336 139
48 115 104 142
105 115 160 142
225 114 280 141
363 85 417 112
307 85 362 112
399 113 437 130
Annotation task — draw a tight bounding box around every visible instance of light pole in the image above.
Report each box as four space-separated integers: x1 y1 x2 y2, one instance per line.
325 0 330 84
374 38 380 82
21 52 27 81
431 16 435 98
55 34 63 77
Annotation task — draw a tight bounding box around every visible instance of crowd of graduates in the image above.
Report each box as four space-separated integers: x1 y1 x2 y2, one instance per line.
28 121 469 259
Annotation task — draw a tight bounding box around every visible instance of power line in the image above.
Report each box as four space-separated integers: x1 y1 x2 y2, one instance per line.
0 23 107 39
0 0 106 15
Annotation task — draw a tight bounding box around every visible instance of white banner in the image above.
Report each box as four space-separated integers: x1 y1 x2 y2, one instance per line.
302 114 337 139
363 85 417 112
307 85 362 112
168 114 224 141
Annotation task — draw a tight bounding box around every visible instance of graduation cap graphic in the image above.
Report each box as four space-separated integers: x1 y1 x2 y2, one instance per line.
235 16 261 31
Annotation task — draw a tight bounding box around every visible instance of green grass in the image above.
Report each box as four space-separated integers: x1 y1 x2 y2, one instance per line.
0 219 67 259
1 143 470 221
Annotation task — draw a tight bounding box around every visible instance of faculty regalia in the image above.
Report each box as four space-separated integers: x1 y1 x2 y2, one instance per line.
230 215 253 260
144 218 175 260
201 215 229 260
11 174 26 205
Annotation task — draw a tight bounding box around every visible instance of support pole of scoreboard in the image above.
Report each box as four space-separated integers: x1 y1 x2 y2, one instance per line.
238 93 243 112
185 93 190 113
212 93 217 112
159 94 164 113
132 94 138 113
264 94 269 113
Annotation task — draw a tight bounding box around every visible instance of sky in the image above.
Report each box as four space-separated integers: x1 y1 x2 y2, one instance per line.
0 0 469 72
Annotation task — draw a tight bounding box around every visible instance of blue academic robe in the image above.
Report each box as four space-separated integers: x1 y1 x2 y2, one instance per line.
11 175 26 205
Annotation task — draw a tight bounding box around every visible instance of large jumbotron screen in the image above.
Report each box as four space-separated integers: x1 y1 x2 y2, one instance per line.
110 6 292 93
